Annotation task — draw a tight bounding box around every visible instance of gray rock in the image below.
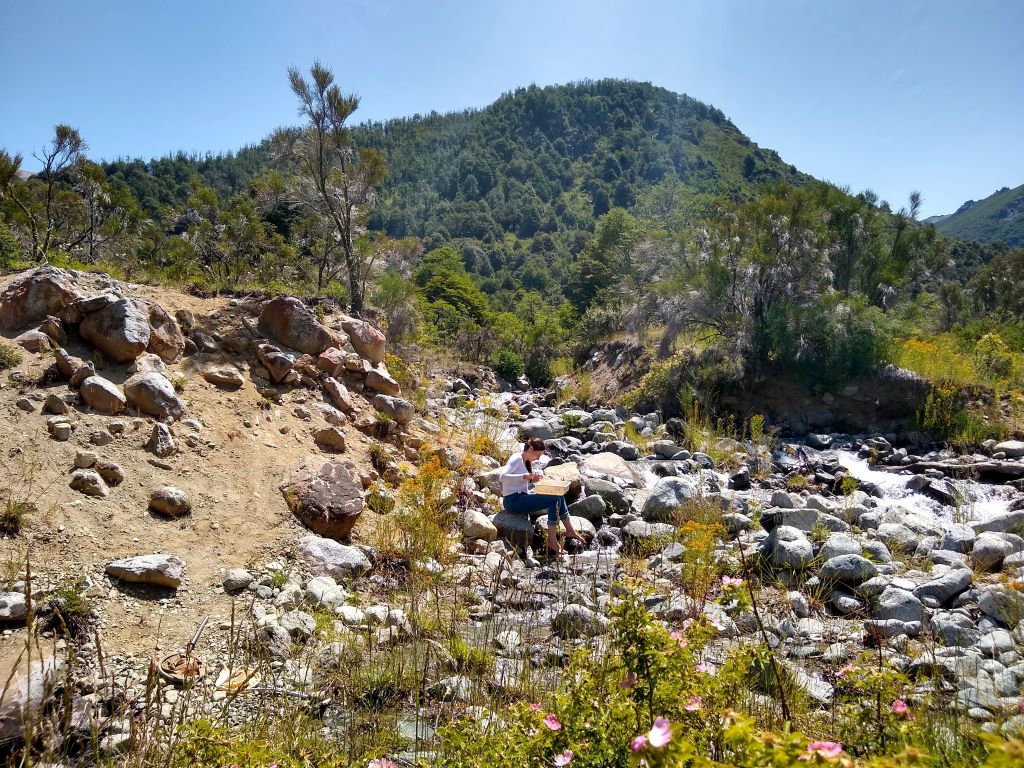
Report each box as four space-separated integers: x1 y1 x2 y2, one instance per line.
279 610 316 641
972 532 1024 571
568 493 606 526
105 554 184 588
223 569 253 592
876 523 920 555
428 675 474 702
621 520 675 553
913 568 973 608
872 586 924 623
551 604 610 638
372 394 415 425
767 526 814 570
641 476 698 523
862 540 892 563
255 624 292 659
148 486 190 518
583 478 629 513
146 423 177 458
202 364 244 388
819 533 862 561
298 535 371 579
829 590 864 615
941 524 977 553
994 440 1024 458
770 490 798 509
79 298 150 362
461 509 497 541
929 611 981 647
972 510 1024 536
787 590 810 618
69 469 109 498
863 619 922 639
520 418 555 440
0 592 27 622
305 576 347 608
819 554 877 587
978 584 1024 628
784 663 833 703
976 630 1016 658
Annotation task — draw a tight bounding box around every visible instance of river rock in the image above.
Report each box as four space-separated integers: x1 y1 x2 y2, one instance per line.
338 314 386 364
147 303 185 362
621 520 674 553
105 554 184 588
298 535 371 579
373 394 415 425
819 554 877 587
872 586 924 623
941 524 977 553
79 376 126 415
582 478 629 513
260 296 335 355
520 418 555 440
148 486 190 518
223 569 254 592
978 583 1024 628
568 493 606 526
767 526 814 570
972 510 1024 535
641 476 698 523
123 372 185 421
551 604 610 638
994 441 1024 458
80 298 150 362
581 452 638 486
929 611 981 647
972 532 1024 571
913 568 973 608
819 533 862 561
876 523 920 555
461 509 497 541
281 456 364 540
0 266 82 329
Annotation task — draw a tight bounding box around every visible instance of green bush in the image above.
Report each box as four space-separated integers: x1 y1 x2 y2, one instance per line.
492 348 525 381
0 343 22 371
974 332 1016 382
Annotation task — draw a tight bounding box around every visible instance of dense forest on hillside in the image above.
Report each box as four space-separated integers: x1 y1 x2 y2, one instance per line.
2 74 1023 430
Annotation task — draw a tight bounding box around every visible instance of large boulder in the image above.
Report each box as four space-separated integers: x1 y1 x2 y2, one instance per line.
461 509 497 541
123 372 185 421
872 586 924 623
260 296 335 355
581 452 639 486
977 583 1024 628
280 456 364 540
641 476 698 523
80 298 151 362
0 651 64 743
147 303 185 362
913 568 973 608
338 314 386 364
994 440 1024 458
105 554 185 588
583 478 629 514
373 394 415 425
79 376 126 415
819 554 877 587
0 266 82 330
297 535 371 579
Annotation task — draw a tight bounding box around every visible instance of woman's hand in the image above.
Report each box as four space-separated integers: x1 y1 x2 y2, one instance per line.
530 472 542 482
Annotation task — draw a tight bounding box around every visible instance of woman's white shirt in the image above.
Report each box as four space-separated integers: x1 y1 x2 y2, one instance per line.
499 453 532 496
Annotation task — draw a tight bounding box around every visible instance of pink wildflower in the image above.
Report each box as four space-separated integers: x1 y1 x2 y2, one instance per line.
891 699 910 717
798 741 844 761
1020 698 1024 712
630 735 647 753
529 703 542 712
684 696 702 711
647 716 672 748
708 615 725 631
695 663 710 674
669 630 688 648
681 618 694 630
619 672 637 689
368 761 397 768
543 713 562 731
553 749 574 766
721 575 743 588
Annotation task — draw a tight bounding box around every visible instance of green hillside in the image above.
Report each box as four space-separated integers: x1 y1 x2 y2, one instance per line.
934 183 1024 247
103 79 811 240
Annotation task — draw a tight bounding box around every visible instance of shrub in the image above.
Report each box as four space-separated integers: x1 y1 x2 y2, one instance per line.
974 332 1016 382
0 343 22 371
0 499 32 535
492 348 525 381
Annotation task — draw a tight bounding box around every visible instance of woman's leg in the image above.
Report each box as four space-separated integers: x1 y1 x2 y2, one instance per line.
503 493 551 517
546 496 585 552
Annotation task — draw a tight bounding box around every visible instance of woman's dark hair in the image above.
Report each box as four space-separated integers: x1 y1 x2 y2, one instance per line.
523 437 545 473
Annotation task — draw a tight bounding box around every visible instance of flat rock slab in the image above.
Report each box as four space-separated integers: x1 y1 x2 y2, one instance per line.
280 456 364 540
106 554 185 589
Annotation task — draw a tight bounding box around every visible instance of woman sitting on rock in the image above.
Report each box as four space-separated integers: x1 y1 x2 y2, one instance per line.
500 437 585 561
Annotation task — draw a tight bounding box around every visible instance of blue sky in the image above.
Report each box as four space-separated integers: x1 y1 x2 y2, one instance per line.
2 0 1021 217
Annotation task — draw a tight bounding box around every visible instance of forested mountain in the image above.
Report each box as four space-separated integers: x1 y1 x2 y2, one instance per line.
103 80 808 240
932 183 1024 247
